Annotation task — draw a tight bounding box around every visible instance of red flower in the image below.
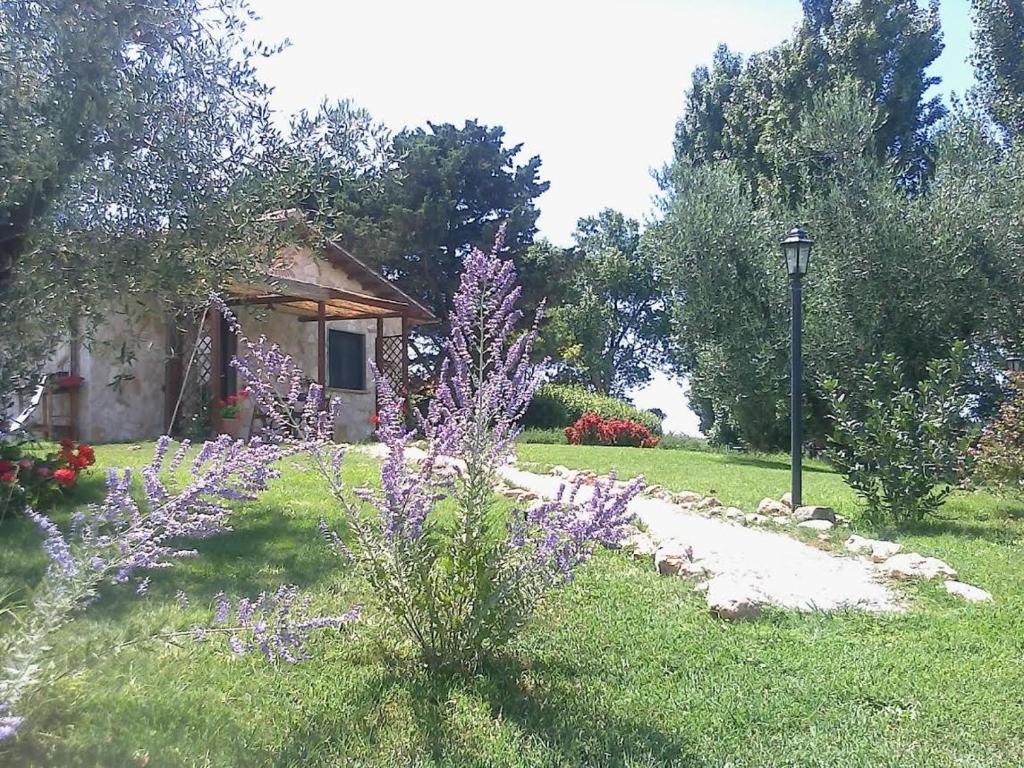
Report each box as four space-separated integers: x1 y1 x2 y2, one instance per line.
36 466 53 478
60 438 73 449
0 471 16 484
0 459 14 474
53 468 77 487
238 388 250 398
369 413 381 426
17 458 33 470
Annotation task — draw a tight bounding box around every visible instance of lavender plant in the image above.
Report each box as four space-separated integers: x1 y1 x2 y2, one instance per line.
0 434 287 742
308 235 643 670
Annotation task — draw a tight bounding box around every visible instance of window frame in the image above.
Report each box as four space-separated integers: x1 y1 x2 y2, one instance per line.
327 328 367 391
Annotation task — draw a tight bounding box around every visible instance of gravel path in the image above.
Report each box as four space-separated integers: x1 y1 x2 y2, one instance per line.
359 444 902 614
501 466 902 614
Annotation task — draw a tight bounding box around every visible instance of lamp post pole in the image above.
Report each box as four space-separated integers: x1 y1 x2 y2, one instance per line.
790 271 803 508
781 226 813 509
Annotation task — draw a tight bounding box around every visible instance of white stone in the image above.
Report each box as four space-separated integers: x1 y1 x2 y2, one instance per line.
706 576 765 620
672 491 704 505
771 515 791 526
621 531 658 559
696 496 723 511
723 507 745 521
880 553 957 581
549 465 573 478
797 519 834 532
944 580 993 603
780 492 793 509
793 505 837 524
744 513 772 526
654 543 694 576
845 535 902 563
757 498 790 516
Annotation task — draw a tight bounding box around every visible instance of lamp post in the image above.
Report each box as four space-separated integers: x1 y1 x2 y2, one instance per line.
1008 355 1023 374
781 227 813 508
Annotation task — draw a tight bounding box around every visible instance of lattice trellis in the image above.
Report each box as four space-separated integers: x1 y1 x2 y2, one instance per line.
377 334 404 394
171 319 212 438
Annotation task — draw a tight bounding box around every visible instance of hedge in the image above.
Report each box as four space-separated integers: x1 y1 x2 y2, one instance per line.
523 383 663 435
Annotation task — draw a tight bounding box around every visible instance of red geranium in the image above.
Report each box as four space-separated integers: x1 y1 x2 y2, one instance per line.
0 459 15 474
1 471 16 484
53 467 77 487
369 413 381 426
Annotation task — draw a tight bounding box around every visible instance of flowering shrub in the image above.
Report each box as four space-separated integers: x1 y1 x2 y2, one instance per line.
216 388 249 418
0 433 308 742
0 438 96 521
825 344 975 526
222 234 638 671
565 412 660 448
972 373 1024 498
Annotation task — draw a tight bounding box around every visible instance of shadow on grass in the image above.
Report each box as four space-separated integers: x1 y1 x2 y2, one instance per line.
276 654 705 767
723 454 833 475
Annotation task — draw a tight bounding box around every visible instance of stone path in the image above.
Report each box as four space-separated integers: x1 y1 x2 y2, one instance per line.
357 444 989 616
499 465 903 615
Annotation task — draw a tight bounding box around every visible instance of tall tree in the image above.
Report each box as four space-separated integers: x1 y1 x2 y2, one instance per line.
971 0 1024 140
654 87 1024 449
673 0 945 191
541 210 665 397
0 0 296 402
325 120 550 375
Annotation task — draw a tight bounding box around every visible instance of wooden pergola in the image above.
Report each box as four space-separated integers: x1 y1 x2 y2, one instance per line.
202 240 436 432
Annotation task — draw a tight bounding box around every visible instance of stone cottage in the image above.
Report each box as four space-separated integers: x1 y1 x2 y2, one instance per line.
27 238 435 444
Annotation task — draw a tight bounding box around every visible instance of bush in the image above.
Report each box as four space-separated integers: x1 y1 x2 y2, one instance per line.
524 383 662 435
517 428 567 444
657 432 711 452
0 439 96 522
295 238 642 671
973 372 1024 498
565 412 659 448
824 344 975 526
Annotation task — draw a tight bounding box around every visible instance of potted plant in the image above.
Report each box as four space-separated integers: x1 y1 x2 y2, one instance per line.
216 389 251 440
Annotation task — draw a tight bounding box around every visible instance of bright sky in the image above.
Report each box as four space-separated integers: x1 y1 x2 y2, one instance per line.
251 0 977 436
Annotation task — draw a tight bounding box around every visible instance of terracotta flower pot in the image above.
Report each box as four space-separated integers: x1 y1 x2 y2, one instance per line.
220 416 245 440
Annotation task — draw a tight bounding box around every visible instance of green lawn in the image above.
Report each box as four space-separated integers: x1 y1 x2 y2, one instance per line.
1 442 1022 767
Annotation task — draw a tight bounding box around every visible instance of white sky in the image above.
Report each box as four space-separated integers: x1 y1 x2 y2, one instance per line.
250 0 976 436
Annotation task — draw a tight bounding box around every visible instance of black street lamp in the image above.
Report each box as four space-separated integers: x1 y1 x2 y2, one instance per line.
1008 354 1023 374
781 226 813 508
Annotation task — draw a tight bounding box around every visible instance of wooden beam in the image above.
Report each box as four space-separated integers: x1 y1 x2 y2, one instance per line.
270 277 411 312
317 301 326 387
297 312 404 323
225 295 297 307
401 312 410 412
375 317 384 416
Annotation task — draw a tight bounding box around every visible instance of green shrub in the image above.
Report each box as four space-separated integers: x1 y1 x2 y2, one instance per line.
516 428 567 444
524 384 662 434
972 372 1024 498
824 343 975 526
657 433 711 452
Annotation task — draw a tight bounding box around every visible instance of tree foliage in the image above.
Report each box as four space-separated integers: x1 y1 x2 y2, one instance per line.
971 0 1024 140
673 0 945 191
652 83 1024 449
0 0 301 402
540 210 666 396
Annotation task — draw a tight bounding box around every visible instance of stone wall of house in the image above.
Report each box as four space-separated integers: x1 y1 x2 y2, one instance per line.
234 306 379 443
23 303 170 444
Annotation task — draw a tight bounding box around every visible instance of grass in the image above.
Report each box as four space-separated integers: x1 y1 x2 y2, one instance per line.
1 441 1023 767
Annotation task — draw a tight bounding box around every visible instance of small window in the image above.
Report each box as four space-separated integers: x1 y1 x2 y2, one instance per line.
328 330 366 390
